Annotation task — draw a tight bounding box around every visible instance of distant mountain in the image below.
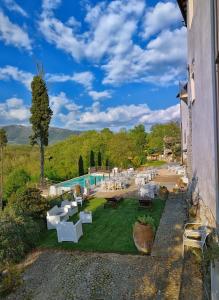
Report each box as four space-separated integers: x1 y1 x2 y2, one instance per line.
1 125 81 145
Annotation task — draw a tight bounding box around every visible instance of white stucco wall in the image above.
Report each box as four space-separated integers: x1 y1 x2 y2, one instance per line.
188 0 218 223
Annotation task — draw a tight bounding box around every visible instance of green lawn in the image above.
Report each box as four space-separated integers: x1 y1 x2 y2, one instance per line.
39 198 165 254
143 160 166 167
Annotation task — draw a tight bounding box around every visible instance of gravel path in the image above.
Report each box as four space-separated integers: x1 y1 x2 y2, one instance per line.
6 250 184 300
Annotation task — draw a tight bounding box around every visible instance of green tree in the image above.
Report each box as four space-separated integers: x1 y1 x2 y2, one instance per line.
0 129 7 210
105 158 109 169
98 151 102 167
146 122 181 155
30 74 53 186
4 169 30 200
8 188 49 219
89 150 95 167
78 155 84 176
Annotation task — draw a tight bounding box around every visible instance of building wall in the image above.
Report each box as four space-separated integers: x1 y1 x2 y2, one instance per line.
187 0 218 224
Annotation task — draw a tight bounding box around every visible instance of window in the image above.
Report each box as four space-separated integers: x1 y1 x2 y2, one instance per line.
188 0 194 29
190 60 196 103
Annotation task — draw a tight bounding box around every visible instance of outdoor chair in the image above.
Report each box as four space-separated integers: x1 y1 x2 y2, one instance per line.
79 211 92 223
183 228 210 257
184 221 208 238
61 200 78 216
56 220 83 243
74 195 83 206
46 205 69 230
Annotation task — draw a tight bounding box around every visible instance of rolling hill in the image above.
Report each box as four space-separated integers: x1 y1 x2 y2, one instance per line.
1 125 81 144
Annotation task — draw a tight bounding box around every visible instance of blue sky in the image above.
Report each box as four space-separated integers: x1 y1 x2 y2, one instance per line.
0 0 186 131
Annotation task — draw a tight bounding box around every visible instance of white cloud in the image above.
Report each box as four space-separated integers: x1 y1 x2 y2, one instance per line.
0 97 30 125
42 0 62 14
57 102 180 130
0 65 33 90
50 92 82 116
3 0 28 17
6 97 23 107
0 66 94 91
141 1 182 39
47 71 94 90
38 0 186 87
88 90 111 101
39 15 83 61
139 104 180 124
102 27 187 85
0 10 32 50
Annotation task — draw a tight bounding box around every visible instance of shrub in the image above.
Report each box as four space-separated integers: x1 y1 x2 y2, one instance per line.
0 265 22 297
137 215 156 232
8 188 49 220
4 169 30 200
0 212 43 265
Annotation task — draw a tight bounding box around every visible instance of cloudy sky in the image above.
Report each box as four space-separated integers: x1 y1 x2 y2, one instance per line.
0 0 186 131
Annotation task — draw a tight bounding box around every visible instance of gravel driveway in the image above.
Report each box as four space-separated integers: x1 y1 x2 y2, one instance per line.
5 250 183 300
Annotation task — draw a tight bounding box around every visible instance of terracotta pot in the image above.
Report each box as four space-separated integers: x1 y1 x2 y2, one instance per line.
133 222 154 254
159 187 169 200
74 184 81 196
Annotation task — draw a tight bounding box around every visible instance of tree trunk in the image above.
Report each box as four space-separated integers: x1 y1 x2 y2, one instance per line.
0 147 3 210
40 140 45 187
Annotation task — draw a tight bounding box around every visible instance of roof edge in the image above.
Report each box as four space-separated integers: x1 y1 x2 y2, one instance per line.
177 0 187 26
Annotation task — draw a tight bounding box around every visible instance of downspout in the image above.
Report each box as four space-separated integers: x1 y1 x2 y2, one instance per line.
211 0 219 228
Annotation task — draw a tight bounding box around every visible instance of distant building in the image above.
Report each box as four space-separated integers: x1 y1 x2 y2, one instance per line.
177 0 219 227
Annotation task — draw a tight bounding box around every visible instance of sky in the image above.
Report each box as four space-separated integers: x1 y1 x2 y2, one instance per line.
0 0 187 131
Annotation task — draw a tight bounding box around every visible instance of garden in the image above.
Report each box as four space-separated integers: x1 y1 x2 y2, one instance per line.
39 197 165 254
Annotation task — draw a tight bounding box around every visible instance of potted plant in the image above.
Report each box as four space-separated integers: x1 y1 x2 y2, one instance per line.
133 215 155 254
159 186 169 200
74 184 82 196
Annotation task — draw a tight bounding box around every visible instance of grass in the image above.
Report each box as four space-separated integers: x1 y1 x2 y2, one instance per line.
39 197 165 254
142 160 166 167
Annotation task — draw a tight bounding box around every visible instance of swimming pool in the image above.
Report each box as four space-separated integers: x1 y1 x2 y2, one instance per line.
56 174 104 188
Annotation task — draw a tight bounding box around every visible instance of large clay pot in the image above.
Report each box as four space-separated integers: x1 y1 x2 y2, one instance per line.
133 222 154 254
74 184 82 196
159 186 169 200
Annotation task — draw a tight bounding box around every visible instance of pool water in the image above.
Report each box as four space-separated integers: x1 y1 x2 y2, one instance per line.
57 174 104 188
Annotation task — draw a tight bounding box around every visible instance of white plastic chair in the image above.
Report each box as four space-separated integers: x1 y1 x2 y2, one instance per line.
56 220 83 243
183 229 210 257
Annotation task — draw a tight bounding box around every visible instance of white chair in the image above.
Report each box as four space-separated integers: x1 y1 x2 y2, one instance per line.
184 221 208 238
74 196 83 206
46 205 69 230
61 200 78 216
56 220 83 243
183 228 210 257
79 211 92 224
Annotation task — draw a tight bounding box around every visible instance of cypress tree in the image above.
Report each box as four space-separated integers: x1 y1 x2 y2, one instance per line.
0 129 7 210
105 158 109 169
30 73 53 187
98 151 102 167
90 150 95 167
78 155 84 176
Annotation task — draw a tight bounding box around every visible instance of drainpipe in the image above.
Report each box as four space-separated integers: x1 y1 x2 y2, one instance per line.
211 0 219 227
